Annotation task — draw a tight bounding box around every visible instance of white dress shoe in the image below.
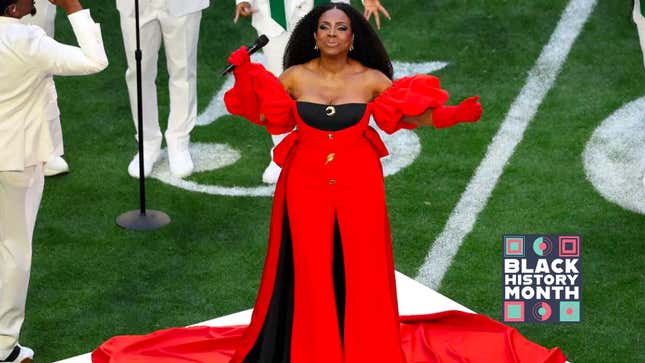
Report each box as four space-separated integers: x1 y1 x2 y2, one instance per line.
1 344 33 362
168 147 194 178
44 155 69 176
262 160 282 184
127 149 160 178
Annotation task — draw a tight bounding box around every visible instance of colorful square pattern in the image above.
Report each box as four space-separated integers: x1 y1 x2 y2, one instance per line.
504 236 525 257
559 301 581 322
559 236 580 257
504 301 525 322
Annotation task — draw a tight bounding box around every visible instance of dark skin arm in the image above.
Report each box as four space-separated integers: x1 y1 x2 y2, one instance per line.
48 0 83 15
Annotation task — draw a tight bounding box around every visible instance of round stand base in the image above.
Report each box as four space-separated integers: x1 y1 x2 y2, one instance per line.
116 210 171 231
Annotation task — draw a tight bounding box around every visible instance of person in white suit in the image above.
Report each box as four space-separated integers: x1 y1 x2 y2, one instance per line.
19 0 70 177
233 0 390 184
635 0 645 67
117 0 209 178
0 0 108 361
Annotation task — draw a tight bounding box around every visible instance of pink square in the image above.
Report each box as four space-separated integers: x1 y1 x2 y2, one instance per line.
507 239 523 254
559 236 580 257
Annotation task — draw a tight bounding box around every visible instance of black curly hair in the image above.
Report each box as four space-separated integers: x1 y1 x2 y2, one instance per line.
283 3 393 80
1 0 36 17
0 0 17 14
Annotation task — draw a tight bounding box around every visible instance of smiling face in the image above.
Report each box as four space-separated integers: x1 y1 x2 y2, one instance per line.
314 8 354 56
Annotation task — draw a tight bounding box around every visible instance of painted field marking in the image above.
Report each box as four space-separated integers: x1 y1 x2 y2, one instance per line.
415 0 598 289
583 96 645 215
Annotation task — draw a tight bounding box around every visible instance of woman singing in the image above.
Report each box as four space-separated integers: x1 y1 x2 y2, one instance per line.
93 4 567 363
223 3 481 363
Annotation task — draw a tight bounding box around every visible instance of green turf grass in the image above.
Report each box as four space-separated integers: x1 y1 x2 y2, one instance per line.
15 1 643 362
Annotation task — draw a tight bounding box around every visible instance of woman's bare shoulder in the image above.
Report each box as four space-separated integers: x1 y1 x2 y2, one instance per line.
365 68 393 96
279 64 301 82
279 64 306 95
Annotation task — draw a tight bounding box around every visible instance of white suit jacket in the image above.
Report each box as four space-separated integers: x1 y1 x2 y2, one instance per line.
236 0 350 37
20 1 60 125
0 10 108 171
116 0 210 18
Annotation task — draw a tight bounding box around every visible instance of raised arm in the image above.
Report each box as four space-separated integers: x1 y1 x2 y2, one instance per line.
28 0 108 76
224 46 295 134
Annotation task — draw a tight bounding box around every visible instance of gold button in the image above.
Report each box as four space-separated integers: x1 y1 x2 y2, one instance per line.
328 133 334 139
325 153 335 165
329 179 336 185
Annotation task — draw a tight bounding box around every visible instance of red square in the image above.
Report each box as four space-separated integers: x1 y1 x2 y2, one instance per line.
559 236 580 257
507 239 524 254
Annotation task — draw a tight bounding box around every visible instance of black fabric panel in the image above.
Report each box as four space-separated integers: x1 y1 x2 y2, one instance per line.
243 206 294 363
297 101 366 131
243 209 348 362
333 217 346 347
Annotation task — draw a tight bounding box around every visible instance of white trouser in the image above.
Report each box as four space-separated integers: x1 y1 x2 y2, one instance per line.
635 0 645 67
119 0 202 152
21 2 64 157
0 165 44 356
261 31 292 146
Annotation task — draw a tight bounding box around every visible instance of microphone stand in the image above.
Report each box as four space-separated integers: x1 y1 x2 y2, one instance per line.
116 0 170 230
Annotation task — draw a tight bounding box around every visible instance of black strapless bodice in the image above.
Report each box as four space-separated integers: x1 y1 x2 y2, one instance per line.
296 102 367 131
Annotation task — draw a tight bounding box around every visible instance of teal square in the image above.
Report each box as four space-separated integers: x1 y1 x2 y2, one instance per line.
507 305 522 319
504 236 525 256
559 301 581 322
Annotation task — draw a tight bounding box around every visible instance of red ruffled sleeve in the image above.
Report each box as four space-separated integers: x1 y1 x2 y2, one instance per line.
224 63 295 135
372 75 449 134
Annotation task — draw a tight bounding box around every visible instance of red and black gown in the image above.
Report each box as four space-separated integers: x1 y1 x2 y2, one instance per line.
91 62 567 363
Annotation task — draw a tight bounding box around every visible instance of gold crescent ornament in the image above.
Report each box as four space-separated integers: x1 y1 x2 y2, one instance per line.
325 105 336 117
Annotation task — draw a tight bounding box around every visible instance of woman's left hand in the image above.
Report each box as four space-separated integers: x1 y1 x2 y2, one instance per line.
362 0 391 29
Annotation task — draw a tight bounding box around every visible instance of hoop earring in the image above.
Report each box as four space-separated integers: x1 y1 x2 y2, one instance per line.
349 34 355 51
314 44 319 50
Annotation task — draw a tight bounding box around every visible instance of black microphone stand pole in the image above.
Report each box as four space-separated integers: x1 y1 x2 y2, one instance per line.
117 0 170 230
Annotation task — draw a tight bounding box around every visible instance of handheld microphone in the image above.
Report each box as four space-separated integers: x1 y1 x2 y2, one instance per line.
221 35 270 76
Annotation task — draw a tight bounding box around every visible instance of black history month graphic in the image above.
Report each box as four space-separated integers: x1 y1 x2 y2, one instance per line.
503 235 582 323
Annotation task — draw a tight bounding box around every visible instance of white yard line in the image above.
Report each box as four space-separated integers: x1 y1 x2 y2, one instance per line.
415 0 598 289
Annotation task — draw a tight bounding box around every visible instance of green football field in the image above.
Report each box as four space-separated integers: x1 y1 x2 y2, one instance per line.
18 0 643 362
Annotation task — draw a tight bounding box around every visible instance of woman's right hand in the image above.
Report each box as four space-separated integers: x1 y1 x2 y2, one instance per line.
228 46 251 68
